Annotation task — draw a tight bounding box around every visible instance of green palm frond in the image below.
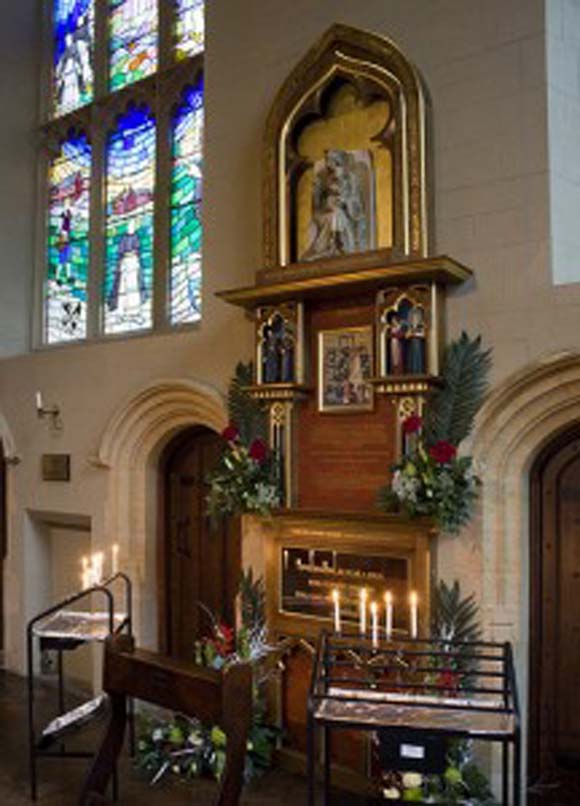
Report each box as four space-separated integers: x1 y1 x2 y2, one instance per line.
431 580 482 645
227 362 267 444
424 332 492 448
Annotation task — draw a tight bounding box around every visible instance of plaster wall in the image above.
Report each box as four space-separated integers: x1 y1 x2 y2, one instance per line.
0 0 39 356
0 3 577 774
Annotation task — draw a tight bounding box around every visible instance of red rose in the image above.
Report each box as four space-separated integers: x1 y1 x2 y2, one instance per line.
438 668 459 691
248 438 268 463
429 440 457 464
221 424 239 442
403 414 423 434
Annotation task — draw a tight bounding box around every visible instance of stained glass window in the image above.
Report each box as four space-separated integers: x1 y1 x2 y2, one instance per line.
53 0 94 116
175 0 205 60
104 105 156 334
170 83 204 324
46 131 91 343
109 0 158 92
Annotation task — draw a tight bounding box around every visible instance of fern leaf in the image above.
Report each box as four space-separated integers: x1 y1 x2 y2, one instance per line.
424 332 492 448
227 362 267 444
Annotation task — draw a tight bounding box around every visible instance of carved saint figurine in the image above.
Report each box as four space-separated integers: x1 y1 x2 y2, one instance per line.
386 314 407 375
405 306 426 375
301 149 374 261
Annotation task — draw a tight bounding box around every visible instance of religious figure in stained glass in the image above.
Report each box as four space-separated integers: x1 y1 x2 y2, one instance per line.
53 0 94 116
46 131 91 343
170 83 204 324
301 149 376 262
109 0 158 92
105 105 155 334
175 0 205 60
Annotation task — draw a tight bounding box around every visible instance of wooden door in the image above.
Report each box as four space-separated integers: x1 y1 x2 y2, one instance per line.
0 441 5 652
530 431 580 795
159 427 241 661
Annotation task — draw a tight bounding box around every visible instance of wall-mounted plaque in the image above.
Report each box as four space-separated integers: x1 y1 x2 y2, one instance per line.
41 454 71 482
281 545 409 631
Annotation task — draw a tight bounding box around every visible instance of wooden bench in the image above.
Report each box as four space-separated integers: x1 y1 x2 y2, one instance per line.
80 634 252 806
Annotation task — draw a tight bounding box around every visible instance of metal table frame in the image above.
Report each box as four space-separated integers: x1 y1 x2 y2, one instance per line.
307 630 521 806
27 573 132 801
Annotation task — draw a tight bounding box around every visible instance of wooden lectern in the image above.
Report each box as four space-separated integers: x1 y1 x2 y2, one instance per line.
80 634 252 806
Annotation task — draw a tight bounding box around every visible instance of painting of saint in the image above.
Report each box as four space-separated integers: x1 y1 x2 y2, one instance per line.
301 149 376 262
318 327 374 413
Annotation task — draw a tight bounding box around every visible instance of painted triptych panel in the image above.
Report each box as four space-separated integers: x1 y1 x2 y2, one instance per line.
170 82 204 324
109 0 158 92
46 131 91 343
53 0 94 117
175 0 205 60
104 105 156 334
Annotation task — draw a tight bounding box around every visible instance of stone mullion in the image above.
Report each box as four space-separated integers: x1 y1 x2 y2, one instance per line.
152 90 172 329
158 0 175 71
94 0 109 100
87 120 107 338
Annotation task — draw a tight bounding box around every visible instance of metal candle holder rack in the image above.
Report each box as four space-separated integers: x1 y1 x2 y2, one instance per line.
26 573 133 801
307 630 521 806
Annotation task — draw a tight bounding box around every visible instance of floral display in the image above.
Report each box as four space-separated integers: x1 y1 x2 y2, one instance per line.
378 333 492 535
382 425 481 534
379 742 497 804
136 571 279 786
206 426 280 521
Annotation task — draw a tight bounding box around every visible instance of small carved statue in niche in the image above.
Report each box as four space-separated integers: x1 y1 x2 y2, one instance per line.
301 149 375 261
386 313 407 375
261 315 295 384
405 305 426 375
382 297 428 376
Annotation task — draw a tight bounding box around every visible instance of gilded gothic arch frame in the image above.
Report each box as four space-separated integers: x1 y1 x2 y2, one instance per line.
262 23 431 268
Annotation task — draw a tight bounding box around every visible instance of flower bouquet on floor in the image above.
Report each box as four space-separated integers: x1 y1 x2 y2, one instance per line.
378 333 492 535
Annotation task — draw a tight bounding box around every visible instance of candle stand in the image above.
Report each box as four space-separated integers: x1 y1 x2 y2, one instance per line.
26 573 132 801
307 630 521 805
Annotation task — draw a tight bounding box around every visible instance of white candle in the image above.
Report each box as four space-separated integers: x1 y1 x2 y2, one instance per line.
112 543 119 576
332 589 341 634
385 591 393 641
409 591 419 639
359 588 368 636
92 552 104 585
371 601 379 649
81 556 89 590
35 391 43 411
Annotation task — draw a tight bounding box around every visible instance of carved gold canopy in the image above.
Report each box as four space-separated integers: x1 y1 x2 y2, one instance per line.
262 24 431 270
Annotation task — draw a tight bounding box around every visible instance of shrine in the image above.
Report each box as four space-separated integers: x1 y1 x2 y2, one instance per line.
0 2 579 805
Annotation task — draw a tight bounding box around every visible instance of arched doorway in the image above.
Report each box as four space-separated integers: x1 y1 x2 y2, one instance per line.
0 440 5 653
158 426 241 660
529 426 580 801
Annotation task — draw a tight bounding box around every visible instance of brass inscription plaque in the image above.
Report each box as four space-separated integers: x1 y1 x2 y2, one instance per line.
41 454 71 482
281 546 409 629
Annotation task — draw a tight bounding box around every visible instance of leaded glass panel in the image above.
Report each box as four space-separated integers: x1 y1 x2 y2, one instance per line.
46 131 91 343
170 82 204 324
109 0 158 92
53 0 94 117
104 105 156 334
175 0 205 60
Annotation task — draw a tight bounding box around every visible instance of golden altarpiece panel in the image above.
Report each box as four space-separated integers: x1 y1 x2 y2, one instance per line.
217 23 473 787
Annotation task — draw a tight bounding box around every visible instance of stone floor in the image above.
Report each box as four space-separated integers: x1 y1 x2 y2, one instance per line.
2 669 579 805
0 670 365 805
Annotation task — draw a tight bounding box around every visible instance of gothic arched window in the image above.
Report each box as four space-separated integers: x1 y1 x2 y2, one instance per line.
43 0 205 345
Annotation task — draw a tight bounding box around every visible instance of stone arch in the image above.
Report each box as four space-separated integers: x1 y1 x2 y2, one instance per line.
466 351 580 776
94 378 227 648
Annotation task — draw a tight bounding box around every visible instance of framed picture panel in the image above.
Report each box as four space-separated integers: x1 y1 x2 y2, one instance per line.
318 325 374 413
